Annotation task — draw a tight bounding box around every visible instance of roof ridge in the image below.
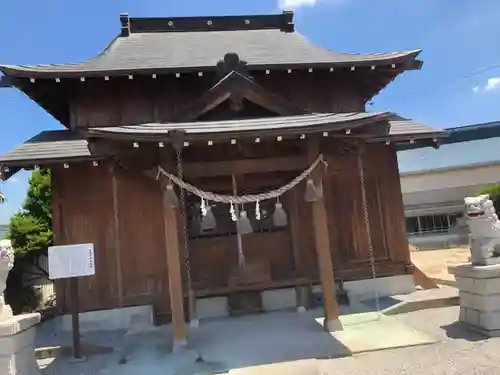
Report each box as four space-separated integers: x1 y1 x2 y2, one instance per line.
120 11 295 35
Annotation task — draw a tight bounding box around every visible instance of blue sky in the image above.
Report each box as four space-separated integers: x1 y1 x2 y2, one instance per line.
1 0 500 223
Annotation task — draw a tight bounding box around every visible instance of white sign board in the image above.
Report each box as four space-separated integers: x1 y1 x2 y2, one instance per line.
48 243 95 280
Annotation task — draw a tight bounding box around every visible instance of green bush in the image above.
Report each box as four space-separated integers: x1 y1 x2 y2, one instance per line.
4 264 42 314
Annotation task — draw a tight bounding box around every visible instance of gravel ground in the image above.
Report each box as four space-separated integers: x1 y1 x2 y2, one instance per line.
318 306 500 375
411 247 470 283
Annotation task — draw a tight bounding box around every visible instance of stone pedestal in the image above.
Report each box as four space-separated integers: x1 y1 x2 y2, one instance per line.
0 313 41 375
449 263 500 337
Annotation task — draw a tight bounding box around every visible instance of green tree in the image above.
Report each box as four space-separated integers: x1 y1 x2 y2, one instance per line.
480 184 500 213
5 169 52 314
8 169 52 255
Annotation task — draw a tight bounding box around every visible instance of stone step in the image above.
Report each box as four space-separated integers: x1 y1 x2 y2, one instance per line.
381 286 459 315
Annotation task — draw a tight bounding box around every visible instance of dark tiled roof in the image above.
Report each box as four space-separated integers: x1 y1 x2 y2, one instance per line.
386 115 444 138
0 13 422 78
88 112 390 139
0 131 95 166
0 113 443 169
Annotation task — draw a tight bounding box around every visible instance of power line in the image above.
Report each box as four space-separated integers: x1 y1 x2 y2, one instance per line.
371 62 500 105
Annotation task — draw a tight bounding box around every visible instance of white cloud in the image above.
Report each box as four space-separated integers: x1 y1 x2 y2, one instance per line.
278 0 317 9
472 77 500 93
278 0 347 10
485 77 500 91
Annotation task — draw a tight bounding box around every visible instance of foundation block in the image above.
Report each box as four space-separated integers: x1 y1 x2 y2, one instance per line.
450 263 500 337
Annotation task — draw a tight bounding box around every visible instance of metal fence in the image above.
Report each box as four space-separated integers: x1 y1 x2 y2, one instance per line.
23 253 55 307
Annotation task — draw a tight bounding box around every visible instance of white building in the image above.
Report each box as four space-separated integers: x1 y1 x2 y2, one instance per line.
398 123 500 249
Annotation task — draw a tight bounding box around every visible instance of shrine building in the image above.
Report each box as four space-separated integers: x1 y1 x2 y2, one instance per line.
0 12 445 347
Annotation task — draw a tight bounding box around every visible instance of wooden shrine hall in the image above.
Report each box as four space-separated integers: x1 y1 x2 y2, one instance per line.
0 12 445 347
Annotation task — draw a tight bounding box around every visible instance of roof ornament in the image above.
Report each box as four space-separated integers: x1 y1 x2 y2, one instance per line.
215 53 250 111
120 13 131 37
282 10 295 33
216 53 250 80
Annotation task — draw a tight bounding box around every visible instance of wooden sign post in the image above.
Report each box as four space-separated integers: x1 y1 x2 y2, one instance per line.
48 243 95 360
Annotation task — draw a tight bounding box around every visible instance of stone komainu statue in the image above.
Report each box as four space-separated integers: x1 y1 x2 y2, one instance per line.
465 194 500 266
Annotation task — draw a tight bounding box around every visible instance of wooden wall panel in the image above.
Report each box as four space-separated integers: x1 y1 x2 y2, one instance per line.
242 231 294 281
378 145 410 264
287 185 317 279
189 236 238 289
321 141 409 281
326 147 365 264
114 169 169 310
69 72 366 129
53 164 117 312
70 84 123 129
189 223 296 290
53 163 171 314
257 71 365 113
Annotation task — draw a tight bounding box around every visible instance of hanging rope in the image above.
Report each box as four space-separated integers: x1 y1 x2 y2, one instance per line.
111 165 124 308
357 143 381 316
157 153 326 204
174 149 198 326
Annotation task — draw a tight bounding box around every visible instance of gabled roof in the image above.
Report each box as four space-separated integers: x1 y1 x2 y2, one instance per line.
0 12 422 79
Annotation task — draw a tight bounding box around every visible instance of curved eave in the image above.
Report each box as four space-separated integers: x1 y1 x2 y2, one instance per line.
0 50 422 79
85 112 391 142
387 131 450 151
369 131 449 142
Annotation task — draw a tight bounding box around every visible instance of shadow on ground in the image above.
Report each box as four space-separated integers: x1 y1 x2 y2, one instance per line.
99 309 353 375
441 322 490 342
35 319 126 374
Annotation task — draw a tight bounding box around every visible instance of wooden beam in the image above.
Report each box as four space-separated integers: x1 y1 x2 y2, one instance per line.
173 70 305 122
182 156 308 178
162 185 188 350
307 139 342 331
237 78 305 116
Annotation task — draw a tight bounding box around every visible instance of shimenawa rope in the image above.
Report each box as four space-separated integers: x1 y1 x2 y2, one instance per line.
157 153 326 203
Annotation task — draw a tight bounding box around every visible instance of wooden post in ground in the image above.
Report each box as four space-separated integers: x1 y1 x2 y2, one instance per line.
162 186 188 351
308 141 343 332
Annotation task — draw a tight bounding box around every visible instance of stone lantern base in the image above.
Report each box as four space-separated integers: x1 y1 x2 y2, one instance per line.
0 313 41 375
449 263 500 337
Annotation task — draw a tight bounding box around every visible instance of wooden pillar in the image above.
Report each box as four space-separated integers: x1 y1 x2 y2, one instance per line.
308 141 342 332
162 186 188 351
